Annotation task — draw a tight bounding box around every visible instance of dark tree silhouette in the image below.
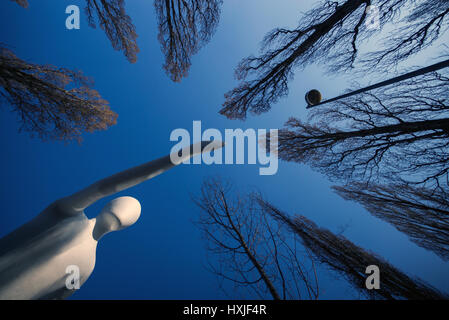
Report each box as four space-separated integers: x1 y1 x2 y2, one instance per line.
194 178 319 300
154 0 222 82
334 182 449 261
11 0 28 8
364 0 449 69
220 0 449 119
274 71 449 192
13 0 223 75
0 47 117 142
85 0 139 63
258 198 448 300
12 0 139 63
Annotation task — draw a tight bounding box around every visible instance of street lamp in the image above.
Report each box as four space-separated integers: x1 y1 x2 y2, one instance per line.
305 59 449 109
305 89 322 106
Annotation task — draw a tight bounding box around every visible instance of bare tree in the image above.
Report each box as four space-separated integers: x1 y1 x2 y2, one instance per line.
12 0 139 63
10 0 28 8
0 47 117 142
85 0 139 63
364 0 449 70
274 71 449 192
333 182 449 261
258 198 449 300
193 178 319 300
220 0 449 119
12 0 223 75
154 0 222 82
12 0 138 63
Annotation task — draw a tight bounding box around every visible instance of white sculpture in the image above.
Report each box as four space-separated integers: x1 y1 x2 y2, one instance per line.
0 141 223 300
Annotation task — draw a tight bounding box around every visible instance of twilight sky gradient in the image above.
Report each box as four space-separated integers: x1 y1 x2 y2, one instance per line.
0 0 448 299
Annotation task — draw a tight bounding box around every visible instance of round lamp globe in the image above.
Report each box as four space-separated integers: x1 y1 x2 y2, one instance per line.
305 89 322 106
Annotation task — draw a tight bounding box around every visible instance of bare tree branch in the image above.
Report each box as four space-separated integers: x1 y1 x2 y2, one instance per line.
154 0 222 82
364 0 449 70
334 182 449 261
10 0 28 8
85 0 139 63
275 71 449 192
220 0 448 119
0 47 117 142
193 178 319 300
258 198 448 300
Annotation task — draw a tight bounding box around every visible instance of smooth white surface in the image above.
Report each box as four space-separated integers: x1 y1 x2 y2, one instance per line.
0 141 223 300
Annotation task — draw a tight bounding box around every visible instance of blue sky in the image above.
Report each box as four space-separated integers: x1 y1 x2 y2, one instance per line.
0 0 448 299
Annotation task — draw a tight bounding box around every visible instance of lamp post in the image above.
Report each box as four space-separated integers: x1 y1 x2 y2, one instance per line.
305 59 449 108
